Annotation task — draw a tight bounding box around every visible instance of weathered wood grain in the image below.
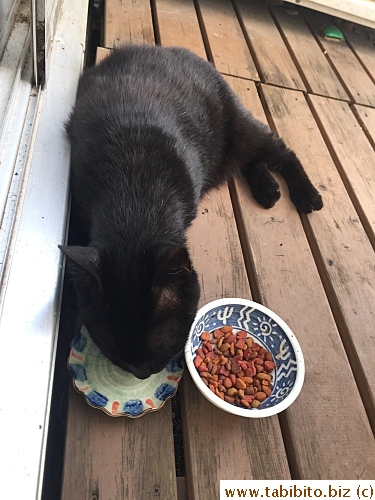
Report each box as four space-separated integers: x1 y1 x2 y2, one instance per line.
181 182 290 500
308 95 375 247
305 12 375 107
155 0 206 59
342 27 375 82
271 6 348 99
104 0 154 47
187 189 252 305
353 104 375 148
244 86 375 479
233 0 305 90
196 0 259 80
61 386 178 499
96 46 111 63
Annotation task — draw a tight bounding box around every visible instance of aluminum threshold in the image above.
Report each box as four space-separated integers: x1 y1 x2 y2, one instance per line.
0 0 88 498
284 0 375 29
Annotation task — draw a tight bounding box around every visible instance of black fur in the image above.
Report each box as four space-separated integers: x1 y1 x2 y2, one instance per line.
61 45 322 379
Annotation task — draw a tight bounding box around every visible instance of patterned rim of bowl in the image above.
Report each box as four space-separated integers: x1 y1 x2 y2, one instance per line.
68 326 183 418
184 298 305 418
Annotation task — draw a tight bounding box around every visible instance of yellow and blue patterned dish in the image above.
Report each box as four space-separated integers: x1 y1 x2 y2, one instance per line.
68 326 183 417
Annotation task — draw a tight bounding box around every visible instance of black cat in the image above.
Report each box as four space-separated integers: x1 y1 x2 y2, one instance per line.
61 45 322 379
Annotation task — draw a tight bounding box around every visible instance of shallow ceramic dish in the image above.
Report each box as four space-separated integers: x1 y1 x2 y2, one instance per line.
185 298 305 418
68 326 183 417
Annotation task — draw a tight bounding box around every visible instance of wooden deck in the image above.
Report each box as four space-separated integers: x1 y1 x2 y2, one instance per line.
56 0 375 498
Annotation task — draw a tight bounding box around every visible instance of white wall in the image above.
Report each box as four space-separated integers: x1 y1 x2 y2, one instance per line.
284 0 375 29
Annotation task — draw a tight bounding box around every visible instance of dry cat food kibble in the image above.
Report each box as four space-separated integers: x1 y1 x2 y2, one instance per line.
194 326 277 409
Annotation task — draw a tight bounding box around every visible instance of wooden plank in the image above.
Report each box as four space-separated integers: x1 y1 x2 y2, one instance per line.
182 182 290 500
305 12 375 107
353 104 375 148
250 85 375 476
271 6 348 100
61 386 178 499
187 190 252 304
155 0 206 59
197 0 259 80
233 0 305 91
96 46 111 63
342 27 375 82
104 0 154 48
308 96 375 247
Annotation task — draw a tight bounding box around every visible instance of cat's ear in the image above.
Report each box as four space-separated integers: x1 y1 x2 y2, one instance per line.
167 247 193 273
59 245 100 280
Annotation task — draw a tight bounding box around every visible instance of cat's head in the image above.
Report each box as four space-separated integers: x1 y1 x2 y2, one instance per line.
60 244 200 379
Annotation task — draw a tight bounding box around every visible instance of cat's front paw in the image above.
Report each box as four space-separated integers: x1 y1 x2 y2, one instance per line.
291 184 323 213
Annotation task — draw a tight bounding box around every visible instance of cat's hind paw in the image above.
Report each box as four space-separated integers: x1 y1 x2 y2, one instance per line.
247 165 281 209
253 183 281 209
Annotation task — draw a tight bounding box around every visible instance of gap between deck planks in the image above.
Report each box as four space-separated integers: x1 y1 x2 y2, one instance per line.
353 104 375 149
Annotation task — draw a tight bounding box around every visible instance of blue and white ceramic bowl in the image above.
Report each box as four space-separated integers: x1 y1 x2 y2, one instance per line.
185 298 305 418
68 326 183 417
